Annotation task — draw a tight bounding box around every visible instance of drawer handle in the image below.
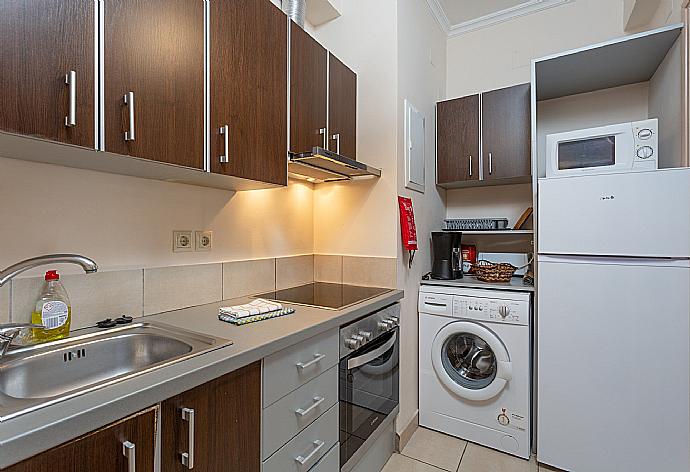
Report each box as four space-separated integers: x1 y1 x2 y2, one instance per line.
295 396 325 417
122 441 136 472
331 133 341 154
296 353 326 370
319 127 327 149
181 407 195 469
294 439 325 467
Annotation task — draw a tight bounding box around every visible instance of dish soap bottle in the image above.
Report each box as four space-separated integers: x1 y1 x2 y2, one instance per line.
31 270 71 342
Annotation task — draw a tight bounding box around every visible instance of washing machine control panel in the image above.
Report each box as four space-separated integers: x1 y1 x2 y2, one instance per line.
453 296 529 325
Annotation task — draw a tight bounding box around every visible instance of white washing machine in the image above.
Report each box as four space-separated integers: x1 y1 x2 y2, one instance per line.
418 284 532 459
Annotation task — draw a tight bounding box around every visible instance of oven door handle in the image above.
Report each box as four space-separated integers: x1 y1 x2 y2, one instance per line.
347 331 397 370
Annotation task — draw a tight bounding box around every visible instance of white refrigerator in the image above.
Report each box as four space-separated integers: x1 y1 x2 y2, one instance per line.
537 169 690 472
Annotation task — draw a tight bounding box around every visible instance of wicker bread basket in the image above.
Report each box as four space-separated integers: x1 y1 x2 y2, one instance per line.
474 260 518 283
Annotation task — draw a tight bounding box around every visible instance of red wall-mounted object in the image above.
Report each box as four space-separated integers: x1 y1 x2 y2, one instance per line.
398 196 418 251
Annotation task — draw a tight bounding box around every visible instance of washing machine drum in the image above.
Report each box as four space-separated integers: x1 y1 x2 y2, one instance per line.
432 321 513 402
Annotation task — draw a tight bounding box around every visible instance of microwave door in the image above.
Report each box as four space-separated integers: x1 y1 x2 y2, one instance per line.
558 135 617 171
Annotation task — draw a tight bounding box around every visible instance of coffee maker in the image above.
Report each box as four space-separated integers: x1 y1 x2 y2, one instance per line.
431 232 462 280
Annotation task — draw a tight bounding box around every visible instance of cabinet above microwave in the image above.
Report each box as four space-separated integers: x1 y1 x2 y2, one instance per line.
436 84 531 189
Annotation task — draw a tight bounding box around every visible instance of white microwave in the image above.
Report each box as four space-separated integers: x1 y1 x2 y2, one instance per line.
546 119 658 178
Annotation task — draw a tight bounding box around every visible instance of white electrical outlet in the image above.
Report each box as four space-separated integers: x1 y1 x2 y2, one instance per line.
173 231 193 252
195 230 213 251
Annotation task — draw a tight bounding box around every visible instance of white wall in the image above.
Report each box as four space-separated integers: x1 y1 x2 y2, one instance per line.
649 37 683 168
307 0 400 258
0 157 314 272
447 0 631 99
395 0 447 435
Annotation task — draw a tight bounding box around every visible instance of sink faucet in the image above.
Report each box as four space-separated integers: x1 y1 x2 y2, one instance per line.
0 324 46 357
0 254 98 287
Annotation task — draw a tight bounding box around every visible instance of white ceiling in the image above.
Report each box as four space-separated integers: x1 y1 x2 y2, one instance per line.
437 0 528 25
428 0 572 37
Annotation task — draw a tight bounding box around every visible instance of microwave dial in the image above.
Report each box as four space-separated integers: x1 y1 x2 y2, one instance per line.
637 128 654 140
637 146 654 159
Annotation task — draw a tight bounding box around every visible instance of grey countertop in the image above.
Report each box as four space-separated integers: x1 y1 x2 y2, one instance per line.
0 289 404 469
421 276 535 292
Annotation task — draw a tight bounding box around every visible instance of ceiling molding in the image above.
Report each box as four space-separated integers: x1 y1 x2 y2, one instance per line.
427 0 573 38
425 0 451 34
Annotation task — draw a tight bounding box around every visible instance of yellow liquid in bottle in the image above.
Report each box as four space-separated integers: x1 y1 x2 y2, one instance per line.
30 306 72 343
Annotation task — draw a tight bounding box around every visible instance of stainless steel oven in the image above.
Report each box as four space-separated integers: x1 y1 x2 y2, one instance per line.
339 303 400 471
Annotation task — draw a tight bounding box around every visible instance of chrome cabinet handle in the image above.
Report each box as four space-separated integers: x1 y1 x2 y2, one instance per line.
468 155 472 177
294 439 325 466
122 441 136 472
124 92 135 141
295 396 325 417
296 353 326 370
319 127 327 149
65 71 77 127
219 125 229 163
488 152 493 175
331 133 341 154
181 407 195 469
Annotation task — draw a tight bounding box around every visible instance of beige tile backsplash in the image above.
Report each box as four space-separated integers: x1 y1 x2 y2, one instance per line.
2 255 397 326
342 256 397 288
144 264 223 315
276 255 314 290
11 270 144 329
0 285 9 324
223 258 276 299
314 255 343 283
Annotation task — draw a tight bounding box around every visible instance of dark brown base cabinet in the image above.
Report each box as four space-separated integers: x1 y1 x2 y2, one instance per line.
436 83 531 188
161 362 261 472
5 362 261 471
4 408 157 472
0 0 95 148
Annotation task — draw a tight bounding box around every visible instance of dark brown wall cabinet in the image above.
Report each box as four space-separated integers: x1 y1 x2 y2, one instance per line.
289 24 357 160
328 53 357 160
0 0 95 148
161 362 261 472
289 22 328 155
437 83 531 187
437 94 480 185
211 0 288 186
104 0 205 169
5 408 157 472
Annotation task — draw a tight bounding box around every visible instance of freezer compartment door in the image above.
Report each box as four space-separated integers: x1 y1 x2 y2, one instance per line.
538 169 690 258
537 259 690 472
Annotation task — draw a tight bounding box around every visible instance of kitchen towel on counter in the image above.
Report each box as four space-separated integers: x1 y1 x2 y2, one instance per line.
219 299 283 319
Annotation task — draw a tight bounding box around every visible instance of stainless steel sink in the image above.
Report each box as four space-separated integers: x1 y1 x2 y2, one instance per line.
0 322 231 421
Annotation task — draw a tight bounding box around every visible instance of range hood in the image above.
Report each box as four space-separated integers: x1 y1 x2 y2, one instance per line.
288 147 382 183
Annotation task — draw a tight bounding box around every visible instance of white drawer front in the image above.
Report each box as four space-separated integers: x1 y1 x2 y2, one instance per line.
262 366 338 460
418 292 453 316
263 328 339 407
310 443 339 472
262 403 339 472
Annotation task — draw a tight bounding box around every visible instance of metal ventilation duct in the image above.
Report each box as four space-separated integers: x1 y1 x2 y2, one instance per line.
282 0 305 28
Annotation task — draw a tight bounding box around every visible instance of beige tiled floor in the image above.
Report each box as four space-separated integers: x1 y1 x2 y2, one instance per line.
383 428 558 472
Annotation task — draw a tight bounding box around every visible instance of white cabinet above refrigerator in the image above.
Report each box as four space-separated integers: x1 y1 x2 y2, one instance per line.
538 169 690 258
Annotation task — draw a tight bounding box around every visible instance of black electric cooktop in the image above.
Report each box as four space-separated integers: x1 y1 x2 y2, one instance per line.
255 282 391 310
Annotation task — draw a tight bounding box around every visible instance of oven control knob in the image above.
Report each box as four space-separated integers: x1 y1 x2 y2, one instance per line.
637 146 654 159
359 331 373 342
386 317 399 327
378 320 392 331
345 337 361 350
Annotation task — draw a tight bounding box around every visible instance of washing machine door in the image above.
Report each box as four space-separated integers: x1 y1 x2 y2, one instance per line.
431 321 512 402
